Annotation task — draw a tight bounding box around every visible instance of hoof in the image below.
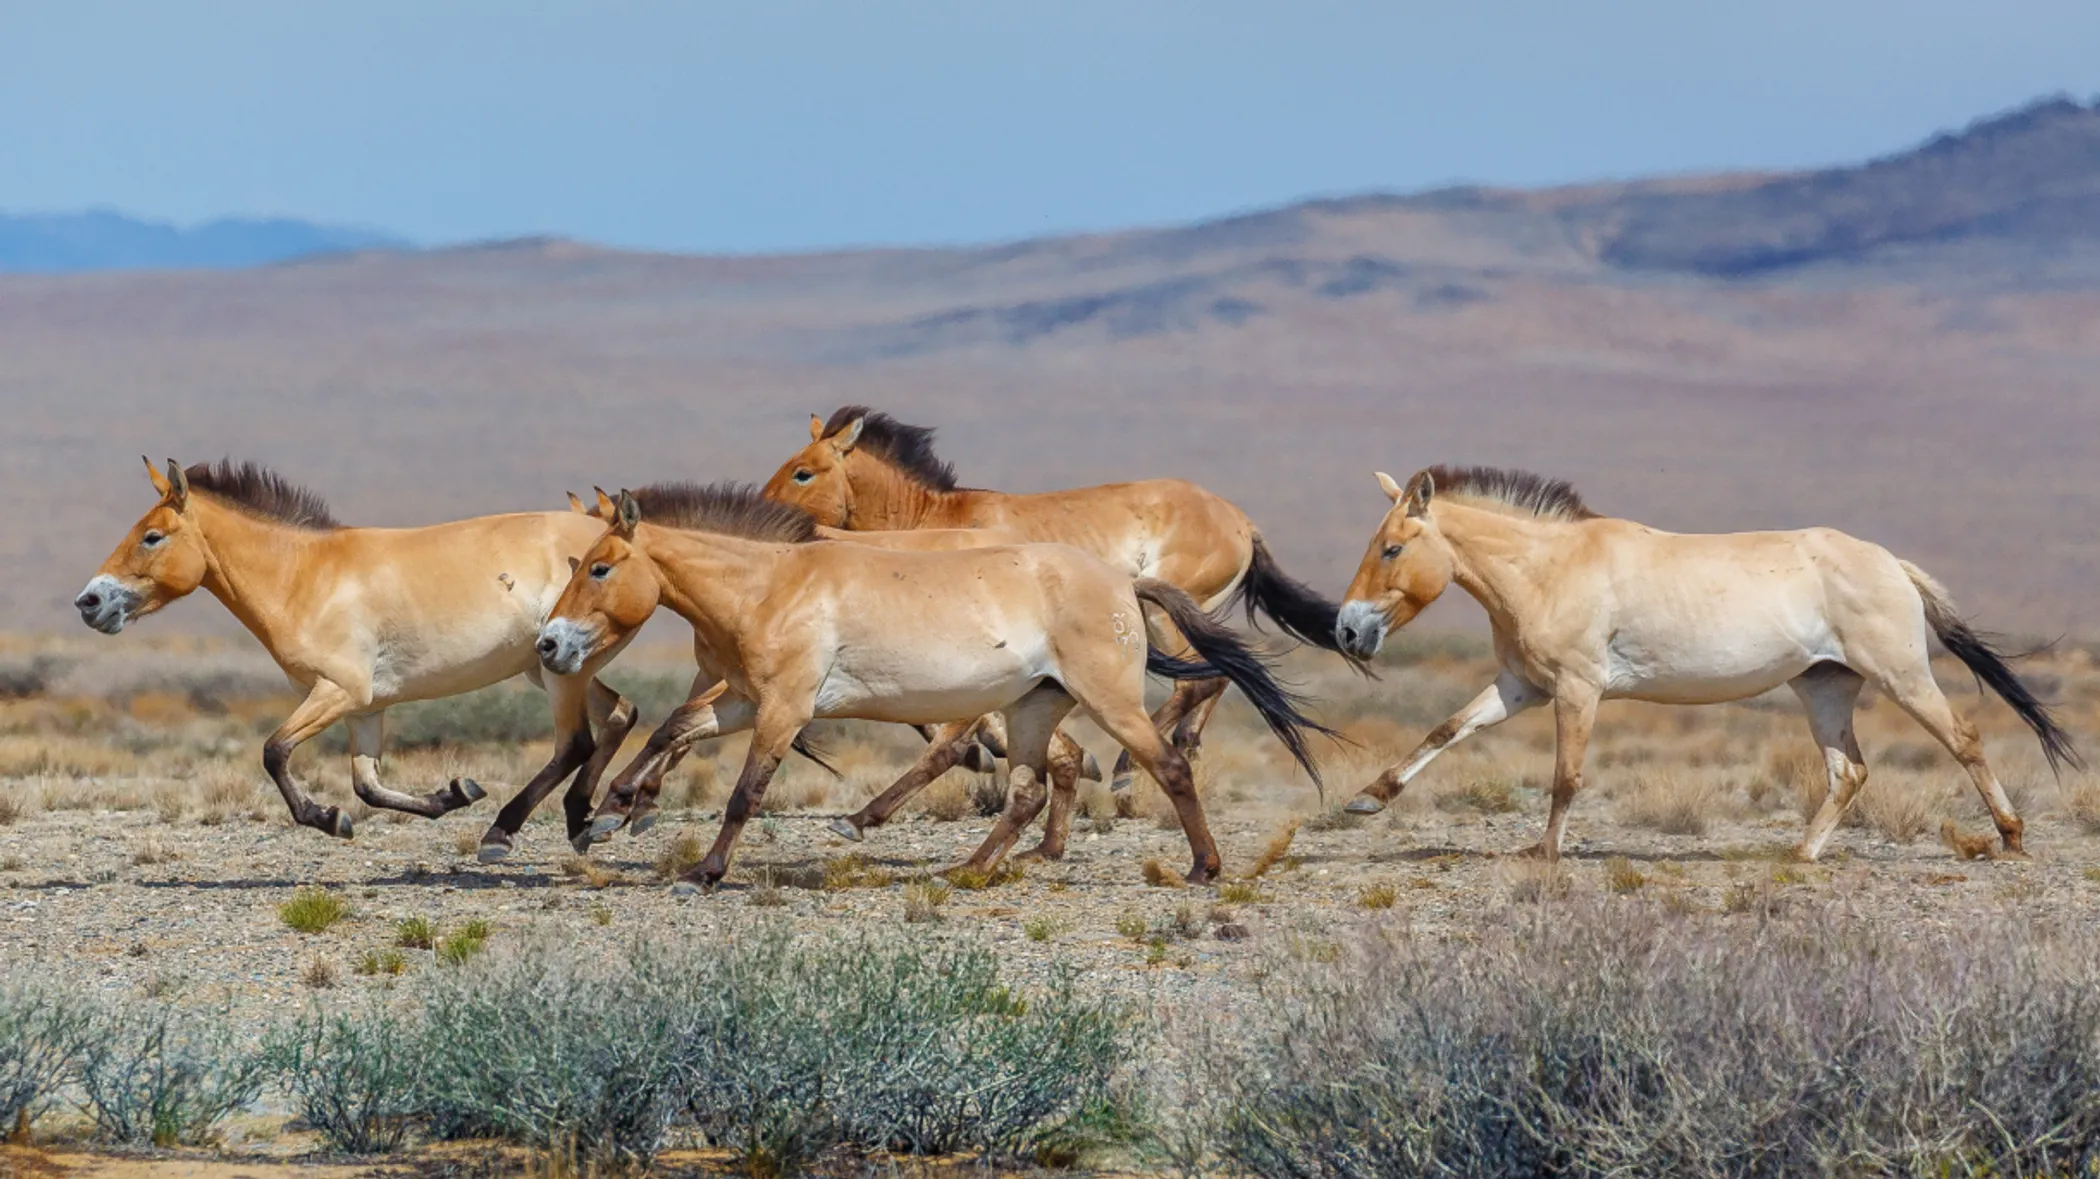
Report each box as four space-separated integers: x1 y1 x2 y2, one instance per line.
1343 794 1386 815
586 813 626 840
628 810 659 838
1509 841 1556 861
827 817 865 842
1109 773 1134 795
476 835 513 863
452 777 487 805
1080 751 1103 783
327 809 355 840
1184 865 1216 887
960 743 997 775
1015 843 1064 863
569 831 596 856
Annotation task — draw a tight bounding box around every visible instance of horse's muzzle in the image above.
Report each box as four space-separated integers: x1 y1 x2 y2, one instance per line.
536 619 595 676
1334 600 1388 661
74 576 139 635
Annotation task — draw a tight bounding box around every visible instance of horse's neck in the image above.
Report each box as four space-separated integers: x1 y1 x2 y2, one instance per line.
1436 503 1566 629
642 527 777 659
847 460 993 530
191 500 331 655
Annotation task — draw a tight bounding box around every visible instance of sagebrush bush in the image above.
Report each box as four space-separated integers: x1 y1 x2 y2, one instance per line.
1191 900 2100 1179
77 1001 266 1146
265 1006 427 1153
0 971 94 1132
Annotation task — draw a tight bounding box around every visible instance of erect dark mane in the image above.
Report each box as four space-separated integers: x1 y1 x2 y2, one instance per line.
626 481 818 543
822 405 958 491
1424 465 1596 522
182 460 340 530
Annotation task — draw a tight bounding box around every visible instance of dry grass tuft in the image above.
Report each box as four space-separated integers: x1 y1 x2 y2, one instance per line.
394 916 435 949
2066 781 2100 836
354 948 408 977
821 852 894 891
0 788 23 826
301 957 339 989
1140 857 1183 888
1244 820 1300 879
1357 881 1399 910
1438 778 1519 814
903 879 950 923
1502 859 1570 904
1940 820 1997 861
558 854 620 890
946 862 1023 891
1604 856 1647 894
129 837 176 866
1623 774 1722 837
654 829 707 880
1217 880 1265 905
1852 781 1932 844
918 777 971 822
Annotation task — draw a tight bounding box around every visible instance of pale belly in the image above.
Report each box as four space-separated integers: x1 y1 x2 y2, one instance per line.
369 624 544 706
1601 625 1838 705
811 647 1050 725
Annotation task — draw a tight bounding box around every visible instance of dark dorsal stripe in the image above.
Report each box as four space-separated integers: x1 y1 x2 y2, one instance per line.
627 481 818 543
183 460 341 530
1424 464 1596 522
822 406 959 492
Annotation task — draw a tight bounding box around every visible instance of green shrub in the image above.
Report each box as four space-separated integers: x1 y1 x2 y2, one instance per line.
0 971 95 1133
279 887 348 934
76 1002 266 1146
265 1006 427 1153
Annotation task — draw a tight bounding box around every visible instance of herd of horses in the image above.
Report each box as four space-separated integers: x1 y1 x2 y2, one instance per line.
73 407 2078 890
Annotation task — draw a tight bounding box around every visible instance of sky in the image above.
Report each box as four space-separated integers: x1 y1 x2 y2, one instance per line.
7 1 2100 254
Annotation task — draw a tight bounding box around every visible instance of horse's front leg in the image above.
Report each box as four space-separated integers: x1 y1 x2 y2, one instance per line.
1517 686 1599 861
829 718 983 841
684 703 812 893
589 680 753 841
262 681 363 838
560 679 638 853
345 712 484 819
477 675 597 862
1347 672 1546 814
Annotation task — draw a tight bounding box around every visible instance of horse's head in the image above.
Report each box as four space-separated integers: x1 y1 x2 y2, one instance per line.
75 459 212 634
1336 470 1456 660
759 413 865 527
539 491 661 676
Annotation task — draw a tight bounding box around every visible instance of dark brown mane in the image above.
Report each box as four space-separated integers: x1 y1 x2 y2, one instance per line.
822 406 958 491
1424 465 1596 522
627 481 818 543
183 460 340 530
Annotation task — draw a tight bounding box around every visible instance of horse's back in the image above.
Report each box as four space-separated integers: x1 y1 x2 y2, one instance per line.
987 479 1253 596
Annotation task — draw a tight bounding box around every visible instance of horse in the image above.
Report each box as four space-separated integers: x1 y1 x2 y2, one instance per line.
760 405 1352 808
564 487 1103 851
75 458 639 857
1332 465 2080 861
534 483 1330 889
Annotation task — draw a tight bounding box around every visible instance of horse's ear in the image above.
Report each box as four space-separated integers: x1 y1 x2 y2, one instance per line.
566 491 587 514
614 490 641 536
568 556 581 573
1404 470 1434 519
594 487 617 519
808 413 825 442
145 456 171 497
164 460 190 512
833 416 865 454
1375 471 1404 502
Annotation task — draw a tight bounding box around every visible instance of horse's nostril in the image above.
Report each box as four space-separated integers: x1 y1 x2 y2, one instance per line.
536 637 558 656
76 592 101 611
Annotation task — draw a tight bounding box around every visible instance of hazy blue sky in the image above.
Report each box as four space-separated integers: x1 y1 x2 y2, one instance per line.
7 1 2098 253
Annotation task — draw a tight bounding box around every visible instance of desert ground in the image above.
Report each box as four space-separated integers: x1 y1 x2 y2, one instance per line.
4 631 2098 1174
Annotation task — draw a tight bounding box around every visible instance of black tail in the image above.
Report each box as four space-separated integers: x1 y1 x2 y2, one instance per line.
1906 561 2082 773
1230 534 1347 653
1136 578 1341 790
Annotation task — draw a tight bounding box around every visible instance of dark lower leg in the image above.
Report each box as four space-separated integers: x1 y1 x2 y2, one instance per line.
691 748 784 887
1019 755 1079 860
479 732 594 856
843 719 980 831
960 765 1048 873
264 740 350 838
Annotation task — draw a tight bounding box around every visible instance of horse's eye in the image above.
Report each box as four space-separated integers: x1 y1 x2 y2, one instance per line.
142 530 165 548
589 563 612 580
1383 544 1404 560
792 469 814 485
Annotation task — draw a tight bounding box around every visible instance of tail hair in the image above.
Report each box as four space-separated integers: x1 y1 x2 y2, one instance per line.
1135 578 1342 791
1901 560 2081 773
1229 535 1364 671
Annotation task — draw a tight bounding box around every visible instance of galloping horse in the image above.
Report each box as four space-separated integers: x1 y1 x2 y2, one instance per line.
564 487 1102 849
1333 466 2079 861
761 406 1350 810
75 459 638 855
535 484 1329 889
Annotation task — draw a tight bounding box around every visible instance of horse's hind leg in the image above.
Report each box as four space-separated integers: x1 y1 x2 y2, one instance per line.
262 681 363 838
831 719 983 841
957 687 1075 874
1869 658 2027 857
345 712 485 820
1170 677 1231 755
1108 677 1221 793
1018 725 1085 862
561 679 638 853
1791 664 1869 862
687 702 813 891
589 680 754 840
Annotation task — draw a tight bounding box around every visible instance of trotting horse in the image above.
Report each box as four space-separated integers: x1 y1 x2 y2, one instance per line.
75 459 639 855
761 406 1351 812
1332 465 2079 861
535 483 1330 889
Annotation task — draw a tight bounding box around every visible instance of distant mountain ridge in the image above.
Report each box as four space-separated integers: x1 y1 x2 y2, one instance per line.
0 210 408 273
